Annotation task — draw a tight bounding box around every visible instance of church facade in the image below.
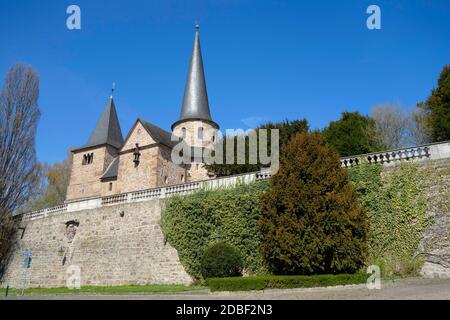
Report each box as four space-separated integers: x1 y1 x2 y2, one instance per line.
66 24 219 202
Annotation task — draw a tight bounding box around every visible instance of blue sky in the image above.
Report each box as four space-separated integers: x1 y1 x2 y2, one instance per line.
0 0 449 164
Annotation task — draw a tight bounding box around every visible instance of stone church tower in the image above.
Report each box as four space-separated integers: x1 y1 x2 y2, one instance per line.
65 23 218 202
172 22 219 180
66 98 124 201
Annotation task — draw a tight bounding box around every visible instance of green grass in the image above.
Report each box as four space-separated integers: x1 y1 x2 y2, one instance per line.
0 284 206 296
1 274 371 295
205 273 369 292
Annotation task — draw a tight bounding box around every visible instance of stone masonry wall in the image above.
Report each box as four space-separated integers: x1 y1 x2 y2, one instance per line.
172 120 217 148
417 159 450 278
157 146 187 185
380 158 450 278
173 120 217 182
2 199 192 288
66 145 119 202
116 147 159 194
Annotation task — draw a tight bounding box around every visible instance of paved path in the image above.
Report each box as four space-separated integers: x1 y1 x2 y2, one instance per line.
3 277 450 300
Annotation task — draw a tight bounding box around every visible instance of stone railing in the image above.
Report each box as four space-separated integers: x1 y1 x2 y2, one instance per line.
340 140 450 168
16 170 272 222
20 204 68 221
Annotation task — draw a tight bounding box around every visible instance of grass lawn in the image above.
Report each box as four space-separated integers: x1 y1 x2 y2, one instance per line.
0 284 207 296
1 274 370 295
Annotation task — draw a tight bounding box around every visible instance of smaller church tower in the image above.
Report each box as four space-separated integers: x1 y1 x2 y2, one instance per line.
66 96 124 201
172 22 219 180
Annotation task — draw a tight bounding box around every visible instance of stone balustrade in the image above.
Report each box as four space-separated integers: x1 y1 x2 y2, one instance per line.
20 203 68 221
165 182 201 197
340 140 450 168
101 193 127 206
130 188 163 202
15 171 270 222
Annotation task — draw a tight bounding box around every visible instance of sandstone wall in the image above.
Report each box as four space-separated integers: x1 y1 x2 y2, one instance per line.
173 120 217 181
121 121 156 151
172 120 217 148
157 146 187 185
66 145 119 201
1 200 192 288
116 147 159 194
417 159 450 278
380 158 450 278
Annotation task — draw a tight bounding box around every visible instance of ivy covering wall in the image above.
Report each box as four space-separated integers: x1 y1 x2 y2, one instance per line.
162 161 439 279
348 162 429 276
161 181 269 280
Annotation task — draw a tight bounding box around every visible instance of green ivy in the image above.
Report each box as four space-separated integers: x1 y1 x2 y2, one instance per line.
349 162 429 277
161 181 269 279
162 161 438 279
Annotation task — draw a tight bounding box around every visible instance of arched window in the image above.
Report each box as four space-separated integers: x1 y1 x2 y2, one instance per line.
83 153 94 165
181 174 185 183
198 127 203 139
181 127 186 139
109 182 113 191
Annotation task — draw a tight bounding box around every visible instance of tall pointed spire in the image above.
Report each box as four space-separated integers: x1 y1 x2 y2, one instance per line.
82 97 124 150
172 21 218 129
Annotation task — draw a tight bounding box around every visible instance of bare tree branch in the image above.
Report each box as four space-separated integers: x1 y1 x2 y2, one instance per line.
371 103 413 149
0 63 40 280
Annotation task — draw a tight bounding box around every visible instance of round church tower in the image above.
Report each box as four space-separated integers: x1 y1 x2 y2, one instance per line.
172 22 219 180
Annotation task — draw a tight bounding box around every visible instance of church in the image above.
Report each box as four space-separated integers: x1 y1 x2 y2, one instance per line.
66 23 219 202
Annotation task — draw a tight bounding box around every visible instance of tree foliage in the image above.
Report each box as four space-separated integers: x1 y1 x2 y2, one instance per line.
205 119 308 176
0 64 40 279
260 132 368 275
323 111 382 157
25 152 73 211
418 64 450 142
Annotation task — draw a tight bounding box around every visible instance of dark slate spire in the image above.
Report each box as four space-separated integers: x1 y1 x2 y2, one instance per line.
83 97 124 150
172 21 218 129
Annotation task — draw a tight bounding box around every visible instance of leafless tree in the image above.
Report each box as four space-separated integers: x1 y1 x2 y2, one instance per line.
411 106 432 145
371 104 413 149
0 64 41 280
